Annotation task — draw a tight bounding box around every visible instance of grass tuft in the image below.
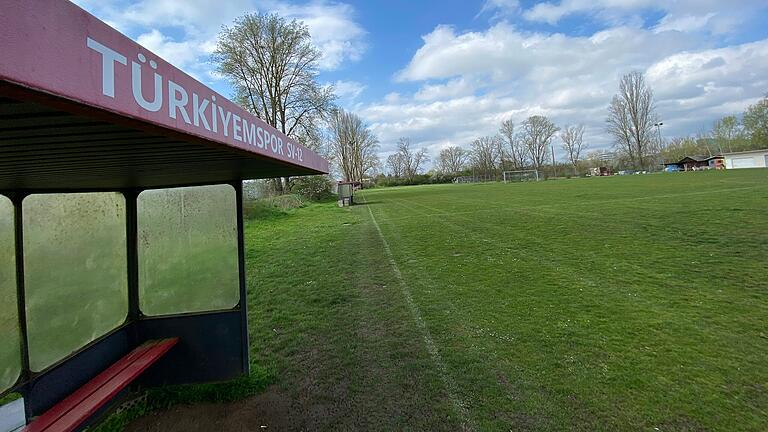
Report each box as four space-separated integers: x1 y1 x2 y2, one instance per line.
243 194 306 220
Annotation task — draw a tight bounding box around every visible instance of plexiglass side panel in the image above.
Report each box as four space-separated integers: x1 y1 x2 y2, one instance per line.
138 184 239 316
0 195 20 391
23 193 128 372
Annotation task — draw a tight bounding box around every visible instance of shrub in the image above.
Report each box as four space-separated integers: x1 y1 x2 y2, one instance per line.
243 194 305 220
290 175 334 201
373 173 455 187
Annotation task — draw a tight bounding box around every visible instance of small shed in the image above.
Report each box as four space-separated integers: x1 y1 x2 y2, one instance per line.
0 1 328 429
337 181 360 207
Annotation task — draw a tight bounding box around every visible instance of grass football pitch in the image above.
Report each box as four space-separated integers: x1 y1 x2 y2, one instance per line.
242 169 768 431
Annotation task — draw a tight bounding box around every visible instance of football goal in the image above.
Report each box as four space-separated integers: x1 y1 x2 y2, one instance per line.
503 170 539 183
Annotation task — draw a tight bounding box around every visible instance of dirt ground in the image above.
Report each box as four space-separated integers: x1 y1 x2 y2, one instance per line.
125 387 322 432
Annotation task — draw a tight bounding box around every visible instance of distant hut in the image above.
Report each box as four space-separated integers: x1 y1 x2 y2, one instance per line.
663 155 723 171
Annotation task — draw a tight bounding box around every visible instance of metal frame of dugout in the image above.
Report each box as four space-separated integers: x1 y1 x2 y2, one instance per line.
0 1 329 429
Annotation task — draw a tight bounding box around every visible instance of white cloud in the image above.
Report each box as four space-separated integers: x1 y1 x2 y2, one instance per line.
361 22 768 160
397 23 696 84
267 1 367 70
519 0 767 35
135 29 214 79
414 78 477 101
72 0 367 85
654 13 715 34
648 40 768 122
332 80 366 100
476 0 519 20
384 92 402 104
522 0 658 25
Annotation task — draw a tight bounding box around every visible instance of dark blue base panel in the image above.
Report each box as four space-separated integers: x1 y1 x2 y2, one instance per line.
21 309 246 419
137 310 246 387
25 327 133 416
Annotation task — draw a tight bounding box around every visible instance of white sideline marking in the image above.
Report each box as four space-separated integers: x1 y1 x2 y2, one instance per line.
361 195 475 432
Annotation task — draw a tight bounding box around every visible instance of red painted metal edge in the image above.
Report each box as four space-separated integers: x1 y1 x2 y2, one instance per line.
0 0 328 174
22 341 162 432
24 338 179 432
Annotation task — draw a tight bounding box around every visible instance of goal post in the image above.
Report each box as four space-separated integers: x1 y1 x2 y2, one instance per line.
503 170 539 183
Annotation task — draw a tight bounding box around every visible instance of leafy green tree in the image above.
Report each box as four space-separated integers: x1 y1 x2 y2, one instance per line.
712 115 743 153
290 176 333 201
742 95 768 148
660 137 701 162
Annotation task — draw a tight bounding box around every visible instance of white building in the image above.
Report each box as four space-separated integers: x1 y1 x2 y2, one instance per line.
724 149 768 169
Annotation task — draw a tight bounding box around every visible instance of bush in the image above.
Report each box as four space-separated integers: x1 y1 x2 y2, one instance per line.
243 194 306 220
290 175 334 201
373 173 455 187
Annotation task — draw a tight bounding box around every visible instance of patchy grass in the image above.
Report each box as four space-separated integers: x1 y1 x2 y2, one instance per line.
0 391 21 405
243 194 307 220
239 201 456 430
109 169 768 431
357 169 768 431
108 200 455 431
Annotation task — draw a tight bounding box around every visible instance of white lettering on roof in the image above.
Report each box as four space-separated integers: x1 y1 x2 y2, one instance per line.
85 36 304 163
86 38 126 98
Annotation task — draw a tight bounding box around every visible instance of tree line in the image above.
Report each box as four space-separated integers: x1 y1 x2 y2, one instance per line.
214 11 768 193
658 97 768 163
385 71 768 182
384 115 586 181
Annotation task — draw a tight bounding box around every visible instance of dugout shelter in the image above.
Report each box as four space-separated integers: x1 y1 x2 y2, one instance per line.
0 1 328 430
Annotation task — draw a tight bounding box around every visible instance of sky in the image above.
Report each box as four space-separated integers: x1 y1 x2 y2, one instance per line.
73 0 768 164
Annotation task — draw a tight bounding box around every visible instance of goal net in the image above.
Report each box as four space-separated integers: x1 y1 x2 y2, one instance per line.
503 170 539 183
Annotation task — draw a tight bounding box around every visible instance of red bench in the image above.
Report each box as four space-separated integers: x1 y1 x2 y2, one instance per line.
24 338 179 432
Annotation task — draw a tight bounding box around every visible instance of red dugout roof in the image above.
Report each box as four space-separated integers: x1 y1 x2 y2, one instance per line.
0 0 329 190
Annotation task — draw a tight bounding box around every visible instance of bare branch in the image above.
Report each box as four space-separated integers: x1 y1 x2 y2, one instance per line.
437 146 468 174
520 115 559 170
605 71 657 169
327 109 379 182
470 136 502 175
560 124 586 174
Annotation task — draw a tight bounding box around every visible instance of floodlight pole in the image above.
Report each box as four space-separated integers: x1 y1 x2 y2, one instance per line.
654 122 663 147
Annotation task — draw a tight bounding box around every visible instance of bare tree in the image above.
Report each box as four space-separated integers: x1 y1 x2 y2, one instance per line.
390 138 429 179
328 109 379 182
470 136 501 175
214 13 335 192
520 116 559 170
560 124 586 175
386 152 405 177
437 146 468 174
606 71 657 169
499 119 527 169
